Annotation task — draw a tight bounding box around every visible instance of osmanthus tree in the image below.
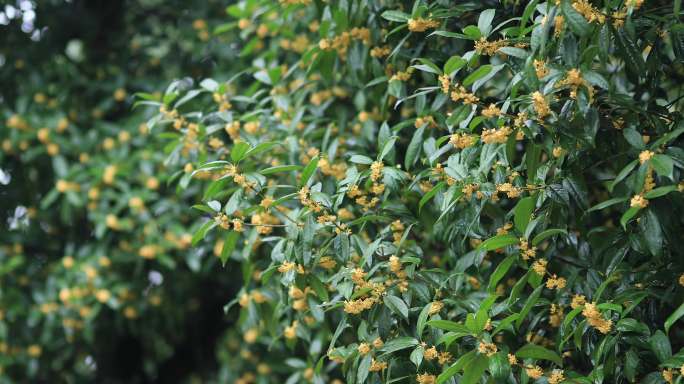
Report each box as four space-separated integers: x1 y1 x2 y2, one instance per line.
151 0 684 383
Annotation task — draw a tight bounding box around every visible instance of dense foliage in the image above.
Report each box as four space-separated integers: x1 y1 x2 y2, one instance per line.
150 0 684 383
3 0 684 383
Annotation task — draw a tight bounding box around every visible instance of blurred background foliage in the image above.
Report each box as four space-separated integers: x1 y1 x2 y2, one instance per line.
0 1 247 382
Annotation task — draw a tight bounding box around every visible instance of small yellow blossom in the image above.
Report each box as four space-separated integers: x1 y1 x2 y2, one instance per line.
630 194 648 209
508 353 517 365
408 18 440 32
532 91 551 119
639 150 654 164
549 370 565 384
478 341 498 356
532 259 548 276
416 373 436 384
526 365 544 379
428 301 444 315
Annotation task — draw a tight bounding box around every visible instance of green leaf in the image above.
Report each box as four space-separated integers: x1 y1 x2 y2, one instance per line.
498 46 529 58
192 204 215 214
644 185 678 199
245 141 277 159
665 302 684 333
410 346 424 368
462 25 482 40
350 154 374 165
405 126 425 170
357 354 371 383
616 318 650 334
381 10 410 22
472 64 504 92
489 352 511 380
492 314 520 336
620 206 640 229
649 330 672 363
487 255 517 293
299 156 319 187
308 274 329 302
444 56 466 76
384 295 409 320
515 343 562 365
379 337 419 355
587 197 629 212
219 231 239 266
651 154 674 179
477 9 496 36
419 181 445 213
531 229 567 246
614 28 647 77
514 196 535 234
231 141 250 163
427 320 471 333
463 65 492 87
192 220 217 246
478 234 519 251
417 303 432 339
461 354 489 384
413 58 442 75
379 136 397 161
436 350 476 384
561 0 591 36
438 331 471 347
516 284 543 329
640 209 663 256
259 165 302 175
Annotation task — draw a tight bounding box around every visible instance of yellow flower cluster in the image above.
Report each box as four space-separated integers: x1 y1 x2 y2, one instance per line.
532 259 548 275
319 27 371 57
370 161 384 182
415 115 437 129
630 194 648 209
369 358 388 372
407 18 440 32
495 182 522 199
534 60 549 79
416 373 436 384
343 297 377 314
449 132 476 149
481 104 502 118
639 150 654 164
526 365 544 379
388 256 408 292
428 301 444 316
391 220 405 243
549 303 563 327
439 74 451 93
582 302 612 334
478 341 498 356
546 274 567 290
370 45 391 58
251 211 279 234
481 126 512 144
474 37 509 56
391 67 414 81
556 69 593 100
554 15 565 37
451 85 480 104
571 0 606 24
531 91 551 119
277 261 299 273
